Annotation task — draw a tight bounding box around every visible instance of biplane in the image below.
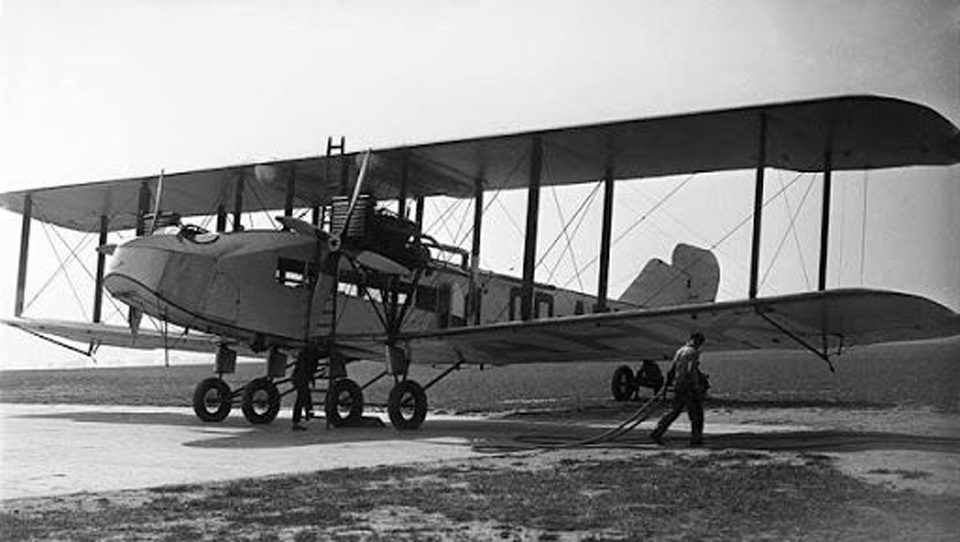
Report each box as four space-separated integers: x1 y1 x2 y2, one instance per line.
1 95 958 430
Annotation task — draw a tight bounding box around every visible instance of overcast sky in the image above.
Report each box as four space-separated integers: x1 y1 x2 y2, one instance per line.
0 0 957 368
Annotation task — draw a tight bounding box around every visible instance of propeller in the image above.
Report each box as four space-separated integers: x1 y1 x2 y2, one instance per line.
327 149 372 253
277 150 411 276
147 169 165 234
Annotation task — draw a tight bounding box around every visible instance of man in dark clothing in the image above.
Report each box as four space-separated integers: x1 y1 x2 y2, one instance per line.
291 347 319 431
650 332 707 447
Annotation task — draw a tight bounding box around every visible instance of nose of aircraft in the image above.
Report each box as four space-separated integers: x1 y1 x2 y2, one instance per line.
104 237 172 306
103 235 214 321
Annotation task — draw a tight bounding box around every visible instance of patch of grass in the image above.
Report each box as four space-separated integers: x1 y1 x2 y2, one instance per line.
3 336 959 411
4 452 958 540
868 468 933 480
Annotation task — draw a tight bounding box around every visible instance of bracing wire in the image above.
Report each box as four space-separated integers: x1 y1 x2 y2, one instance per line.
776 169 813 289
449 199 473 252
760 173 816 289
426 198 465 241
24 231 95 312
37 206 167 334
535 178 603 269
636 169 810 307
37 221 89 320
494 197 526 239
623 183 751 296
246 180 280 230
561 174 696 290
43 215 131 322
487 181 602 323
448 148 535 251
542 181 603 285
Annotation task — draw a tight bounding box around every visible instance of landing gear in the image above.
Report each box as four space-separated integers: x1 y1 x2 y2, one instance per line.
611 365 637 401
241 377 281 424
192 377 232 422
324 378 364 427
611 361 665 401
387 379 428 430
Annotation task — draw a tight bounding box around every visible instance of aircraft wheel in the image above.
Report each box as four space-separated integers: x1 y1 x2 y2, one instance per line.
611 365 637 401
387 379 427 430
192 377 232 422
325 378 364 427
241 377 280 424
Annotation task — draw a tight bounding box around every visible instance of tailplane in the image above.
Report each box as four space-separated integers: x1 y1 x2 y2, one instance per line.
618 243 719 308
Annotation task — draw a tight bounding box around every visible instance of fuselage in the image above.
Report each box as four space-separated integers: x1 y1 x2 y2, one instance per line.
103 229 637 351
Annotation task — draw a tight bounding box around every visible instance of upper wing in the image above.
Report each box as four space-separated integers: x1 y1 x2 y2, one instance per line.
1 317 233 355
399 289 960 364
1 95 957 232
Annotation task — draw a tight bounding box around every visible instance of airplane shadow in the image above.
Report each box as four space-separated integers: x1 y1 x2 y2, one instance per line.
13 409 533 450
13 410 960 455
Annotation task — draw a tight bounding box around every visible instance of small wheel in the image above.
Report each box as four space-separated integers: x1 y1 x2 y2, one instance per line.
192 377 232 422
241 377 280 424
325 378 364 427
387 380 427 430
611 365 637 401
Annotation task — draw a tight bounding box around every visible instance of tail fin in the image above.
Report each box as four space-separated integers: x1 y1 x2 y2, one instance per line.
618 243 719 308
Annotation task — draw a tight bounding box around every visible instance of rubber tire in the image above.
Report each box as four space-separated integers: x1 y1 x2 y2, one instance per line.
241 377 281 424
324 378 364 427
611 365 637 401
387 379 428 430
192 377 232 422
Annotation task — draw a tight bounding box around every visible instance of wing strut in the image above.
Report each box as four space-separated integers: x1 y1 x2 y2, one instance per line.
16 325 99 360
748 112 767 300
14 194 31 317
756 309 836 373
595 167 614 312
520 136 543 321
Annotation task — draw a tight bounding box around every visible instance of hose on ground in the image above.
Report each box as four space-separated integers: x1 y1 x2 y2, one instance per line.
473 394 665 453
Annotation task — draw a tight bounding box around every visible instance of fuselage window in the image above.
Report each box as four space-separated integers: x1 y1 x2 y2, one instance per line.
415 285 439 311
535 291 554 318
275 257 317 288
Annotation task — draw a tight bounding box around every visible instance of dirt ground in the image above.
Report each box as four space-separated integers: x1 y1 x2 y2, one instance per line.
1 402 958 540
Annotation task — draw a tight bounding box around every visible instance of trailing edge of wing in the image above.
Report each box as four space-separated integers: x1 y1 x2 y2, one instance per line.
399 289 960 365
0 95 957 232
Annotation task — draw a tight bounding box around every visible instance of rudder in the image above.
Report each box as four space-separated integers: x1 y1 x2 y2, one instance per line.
618 243 719 308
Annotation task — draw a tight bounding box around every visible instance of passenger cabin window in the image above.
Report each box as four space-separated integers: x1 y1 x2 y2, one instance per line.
535 292 554 318
507 288 554 319
275 257 317 288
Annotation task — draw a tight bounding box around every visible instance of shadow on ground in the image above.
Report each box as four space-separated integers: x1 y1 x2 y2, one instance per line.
14 409 960 455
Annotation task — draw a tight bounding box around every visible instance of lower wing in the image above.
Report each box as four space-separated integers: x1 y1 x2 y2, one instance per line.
1 317 226 355
399 288 960 365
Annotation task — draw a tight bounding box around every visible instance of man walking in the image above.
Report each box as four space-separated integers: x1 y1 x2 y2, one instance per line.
650 332 707 447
